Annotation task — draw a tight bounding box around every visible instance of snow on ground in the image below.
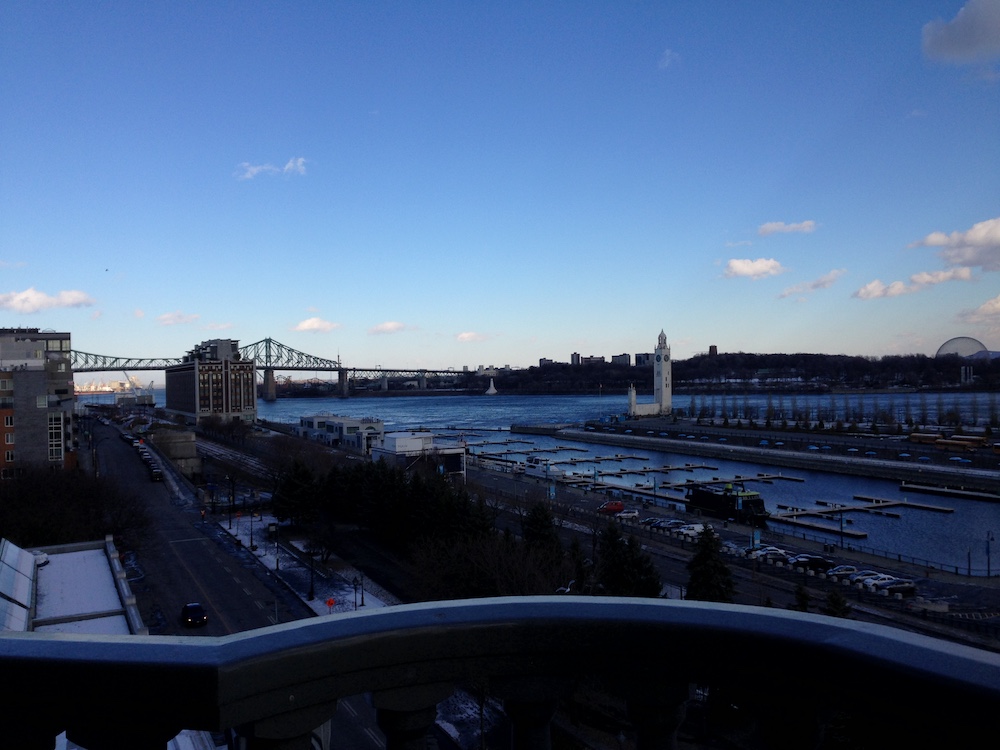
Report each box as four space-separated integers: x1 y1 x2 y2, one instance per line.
219 509 397 612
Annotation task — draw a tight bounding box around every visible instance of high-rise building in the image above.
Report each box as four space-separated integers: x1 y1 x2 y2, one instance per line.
165 339 257 425
0 328 77 476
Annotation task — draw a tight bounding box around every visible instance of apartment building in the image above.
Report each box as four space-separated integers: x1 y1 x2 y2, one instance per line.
0 328 77 476
164 339 257 425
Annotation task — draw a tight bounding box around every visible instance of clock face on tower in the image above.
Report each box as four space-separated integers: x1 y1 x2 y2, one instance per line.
655 354 661 362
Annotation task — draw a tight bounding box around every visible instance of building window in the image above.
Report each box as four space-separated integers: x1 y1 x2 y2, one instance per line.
4 433 12 444
3 416 11 427
5 451 13 463
36 395 47 408
47 413 63 462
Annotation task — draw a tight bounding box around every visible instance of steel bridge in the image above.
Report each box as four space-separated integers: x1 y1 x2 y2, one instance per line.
70 337 465 400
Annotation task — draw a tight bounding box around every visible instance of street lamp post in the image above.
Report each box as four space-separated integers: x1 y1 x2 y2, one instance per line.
269 523 278 570
91 435 110 478
308 548 315 601
226 475 234 529
988 532 995 578
360 572 365 607
352 577 359 610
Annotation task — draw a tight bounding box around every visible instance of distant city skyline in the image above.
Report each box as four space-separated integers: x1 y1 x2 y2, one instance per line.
2 2 999 369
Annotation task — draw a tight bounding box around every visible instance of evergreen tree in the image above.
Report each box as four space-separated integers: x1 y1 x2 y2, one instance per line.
792 584 810 612
685 529 735 603
594 523 662 597
272 459 319 526
521 501 562 557
821 588 853 619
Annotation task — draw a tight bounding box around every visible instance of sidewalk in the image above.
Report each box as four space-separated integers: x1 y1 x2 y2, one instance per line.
214 509 400 616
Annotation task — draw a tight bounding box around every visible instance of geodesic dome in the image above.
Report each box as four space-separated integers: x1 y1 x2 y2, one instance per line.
935 336 987 358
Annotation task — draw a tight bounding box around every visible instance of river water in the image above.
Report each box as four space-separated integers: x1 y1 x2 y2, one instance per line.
103 390 999 574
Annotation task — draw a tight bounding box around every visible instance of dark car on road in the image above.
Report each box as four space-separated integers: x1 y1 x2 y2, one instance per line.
180 602 208 627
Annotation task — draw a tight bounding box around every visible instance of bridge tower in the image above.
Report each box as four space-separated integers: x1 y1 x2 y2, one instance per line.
262 368 277 402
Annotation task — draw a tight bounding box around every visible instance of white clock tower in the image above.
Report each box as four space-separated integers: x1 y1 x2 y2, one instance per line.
628 329 673 417
653 329 672 414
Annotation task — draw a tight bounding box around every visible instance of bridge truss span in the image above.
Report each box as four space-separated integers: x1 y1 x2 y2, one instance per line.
71 350 182 372
239 338 342 370
70 338 468 400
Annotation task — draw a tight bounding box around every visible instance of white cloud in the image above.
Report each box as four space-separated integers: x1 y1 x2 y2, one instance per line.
779 269 846 298
204 322 234 331
237 162 277 180
958 294 1000 324
658 48 680 69
0 260 27 269
456 331 489 343
852 267 973 299
758 220 816 236
283 157 307 175
237 157 308 180
852 280 912 299
369 321 411 335
909 267 973 285
0 287 95 313
134 308 145 318
911 216 1000 271
292 317 340 333
922 0 1000 63
724 258 786 279
157 311 200 325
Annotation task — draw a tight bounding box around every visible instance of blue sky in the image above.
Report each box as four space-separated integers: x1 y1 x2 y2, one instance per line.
2 1 999 374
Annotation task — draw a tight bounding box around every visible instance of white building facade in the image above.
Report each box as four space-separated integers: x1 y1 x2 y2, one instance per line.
371 431 466 482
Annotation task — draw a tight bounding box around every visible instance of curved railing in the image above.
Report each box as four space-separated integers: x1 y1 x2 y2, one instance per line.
3 597 999 749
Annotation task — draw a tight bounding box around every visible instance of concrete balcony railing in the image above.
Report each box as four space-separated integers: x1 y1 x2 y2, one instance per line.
3 596 999 750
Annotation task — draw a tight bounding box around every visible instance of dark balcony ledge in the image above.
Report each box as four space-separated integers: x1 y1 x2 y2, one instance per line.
3 596 999 748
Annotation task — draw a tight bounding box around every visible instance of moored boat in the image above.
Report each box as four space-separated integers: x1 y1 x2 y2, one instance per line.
684 481 770 527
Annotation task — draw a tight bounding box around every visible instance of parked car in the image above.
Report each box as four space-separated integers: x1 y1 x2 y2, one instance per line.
787 554 834 572
639 517 660 526
849 570 883 584
875 579 917 597
863 574 898 589
615 509 640 520
654 519 685 530
676 523 713 539
597 500 625 515
746 545 785 560
180 602 208 627
826 565 858 578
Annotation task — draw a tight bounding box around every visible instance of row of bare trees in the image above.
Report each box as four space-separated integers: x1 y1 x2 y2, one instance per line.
0 468 148 550
272 458 663 601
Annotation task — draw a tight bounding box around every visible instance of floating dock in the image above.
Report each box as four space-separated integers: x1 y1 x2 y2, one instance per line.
898 482 1000 503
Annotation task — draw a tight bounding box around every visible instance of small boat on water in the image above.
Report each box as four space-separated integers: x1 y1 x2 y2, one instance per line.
684 481 771 527
523 455 566 479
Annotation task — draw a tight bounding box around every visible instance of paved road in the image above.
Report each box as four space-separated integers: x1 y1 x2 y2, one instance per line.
89 421 313 635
